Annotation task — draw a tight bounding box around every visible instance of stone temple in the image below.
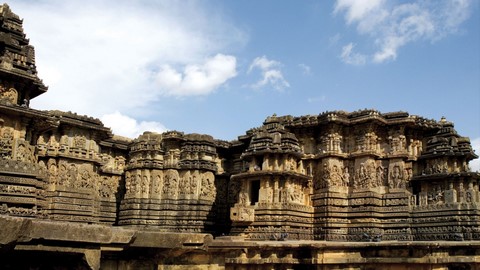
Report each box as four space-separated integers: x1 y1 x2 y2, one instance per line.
1 4 480 270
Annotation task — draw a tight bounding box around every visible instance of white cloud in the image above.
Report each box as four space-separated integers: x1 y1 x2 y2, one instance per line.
334 0 472 64
9 0 245 116
334 0 385 25
101 111 167 139
329 33 342 47
155 54 237 97
470 137 480 172
340 43 367 65
248 56 290 90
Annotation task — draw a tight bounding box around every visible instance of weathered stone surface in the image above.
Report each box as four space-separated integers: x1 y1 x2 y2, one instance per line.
1 3 480 270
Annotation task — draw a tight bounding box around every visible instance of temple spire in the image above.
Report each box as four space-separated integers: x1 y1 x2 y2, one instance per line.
0 3 47 105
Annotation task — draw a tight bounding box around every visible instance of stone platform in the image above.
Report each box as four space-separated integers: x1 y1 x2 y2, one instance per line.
1 216 480 270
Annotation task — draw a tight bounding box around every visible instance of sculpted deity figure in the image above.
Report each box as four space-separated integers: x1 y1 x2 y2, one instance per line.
179 173 189 194
125 172 132 195
15 143 26 161
190 174 198 194
376 165 385 187
135 173 142 195
38 160 47 177
141 175 149 195
73 135 86 149
200 173 215 200
342 167 350 187
322 163 331 188
239 191 247 205
48 159 58 184
163 170 178 196
331 165 342 186
79 168 92 188
390 165 404 188
153 173 162 194
67 164 78 185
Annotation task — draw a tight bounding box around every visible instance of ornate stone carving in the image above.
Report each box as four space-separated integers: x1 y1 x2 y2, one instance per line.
0 87 18 104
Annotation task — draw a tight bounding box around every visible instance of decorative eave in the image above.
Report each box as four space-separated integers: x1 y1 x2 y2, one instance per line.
411 172 480 181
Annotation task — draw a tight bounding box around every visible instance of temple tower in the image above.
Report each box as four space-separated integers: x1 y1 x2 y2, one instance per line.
0 4 49 218
119 131 221 232
230 115 314 240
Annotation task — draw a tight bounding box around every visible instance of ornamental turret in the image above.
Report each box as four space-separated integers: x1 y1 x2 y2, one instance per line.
0 4 47 105
230 114 314 240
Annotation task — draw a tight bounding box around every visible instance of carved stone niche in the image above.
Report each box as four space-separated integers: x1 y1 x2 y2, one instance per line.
230 205 255 223
0 86 18 104
316 157 349 190
352 157 380 190
387 159 407 191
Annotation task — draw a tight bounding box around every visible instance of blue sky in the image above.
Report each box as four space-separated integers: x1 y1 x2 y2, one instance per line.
9 0 480 169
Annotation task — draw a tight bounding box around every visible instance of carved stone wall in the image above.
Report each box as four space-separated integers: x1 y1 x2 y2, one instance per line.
2 6 480 270
118 131 222 233
230 115 314 240
227 111 479 242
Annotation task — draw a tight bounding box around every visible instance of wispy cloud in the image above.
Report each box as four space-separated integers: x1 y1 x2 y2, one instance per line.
334 0 386 28
334 0 473 64
328 33 342 47
298 64 312 75
340 43 367 65
248 56 290 90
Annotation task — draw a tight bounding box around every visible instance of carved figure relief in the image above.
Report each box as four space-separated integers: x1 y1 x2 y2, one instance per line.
125 171 133 196
99 176 117 198
78 166 93 189
388 130 406 154
389 165 404 188
375 165 386 187
285 180 302 204
59 135 68 152
141 174 149 195
190 171 199 194
134 172 141 195
73 135 86 149
163 169 179 197
38 160 47 178
427 186 444 205
321 131 343 153
150 171 163 195
0 127 14 159
47 158 58 184
0 87 18 104
58 163 68 186
424 159 449 175
200 172 215 200
67 164 78 186
179 171 190 195
354 159 377 188
238 191 248 205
